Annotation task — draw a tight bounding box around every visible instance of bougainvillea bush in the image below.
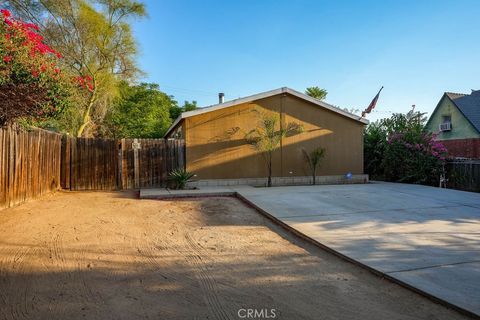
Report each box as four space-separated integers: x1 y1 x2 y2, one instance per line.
364 110 447 186
0 9 72 126
383 132 447 185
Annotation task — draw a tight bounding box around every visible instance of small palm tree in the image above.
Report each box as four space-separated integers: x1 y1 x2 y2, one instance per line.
305 86 328 100
245 110 303 187
302 147 326 185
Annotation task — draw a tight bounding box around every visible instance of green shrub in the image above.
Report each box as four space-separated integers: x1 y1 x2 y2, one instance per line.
364 110 447 186
168 169 194 190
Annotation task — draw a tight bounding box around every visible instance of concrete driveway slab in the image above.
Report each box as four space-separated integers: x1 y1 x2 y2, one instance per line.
236 182 480 316
242 184 455 218
390 262 480 315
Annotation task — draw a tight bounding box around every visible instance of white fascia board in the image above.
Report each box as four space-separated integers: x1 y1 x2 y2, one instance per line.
163 87 368 137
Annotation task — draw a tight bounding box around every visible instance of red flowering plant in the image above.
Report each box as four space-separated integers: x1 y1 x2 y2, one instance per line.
0 9 74 126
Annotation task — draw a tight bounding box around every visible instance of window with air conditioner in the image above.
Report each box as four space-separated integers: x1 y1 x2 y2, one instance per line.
439 115 452 131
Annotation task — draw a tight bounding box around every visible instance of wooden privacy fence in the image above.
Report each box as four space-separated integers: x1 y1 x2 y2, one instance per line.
62 137 185 191
1 125 185 208
61 137 120 191
0 126 62 209
446 159 480 193
120 138 185 190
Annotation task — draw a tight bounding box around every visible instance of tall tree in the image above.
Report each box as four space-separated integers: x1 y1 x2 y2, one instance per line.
6 0 146 136
103 82 174 138
305 86 328 100
169 100 198 120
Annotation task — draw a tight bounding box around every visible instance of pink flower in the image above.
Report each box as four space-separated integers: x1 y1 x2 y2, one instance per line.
3 55 12 62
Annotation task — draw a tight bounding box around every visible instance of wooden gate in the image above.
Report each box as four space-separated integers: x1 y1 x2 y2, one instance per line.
120 138 185 189
61 137 119 191
61 137 185 190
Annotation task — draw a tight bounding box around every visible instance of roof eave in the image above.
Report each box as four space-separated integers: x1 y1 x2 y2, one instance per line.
425 93 449 130
283 87 369 124
164 115 183 138
163 87 368 136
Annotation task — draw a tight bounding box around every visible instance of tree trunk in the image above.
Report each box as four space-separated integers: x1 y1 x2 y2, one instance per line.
77 88 96 137
312 167 316 185
267 153 272 187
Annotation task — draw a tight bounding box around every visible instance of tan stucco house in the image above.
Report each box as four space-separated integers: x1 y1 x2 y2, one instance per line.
165 87 369 184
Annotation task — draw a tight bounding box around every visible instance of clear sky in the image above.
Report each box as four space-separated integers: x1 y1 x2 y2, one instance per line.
132 0 480 122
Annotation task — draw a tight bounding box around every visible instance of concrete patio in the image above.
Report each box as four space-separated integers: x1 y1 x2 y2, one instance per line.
141 182 480 316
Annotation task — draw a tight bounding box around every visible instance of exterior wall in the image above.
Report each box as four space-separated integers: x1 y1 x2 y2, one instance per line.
184 93 365 179
425 96 480 140
441 138 480 159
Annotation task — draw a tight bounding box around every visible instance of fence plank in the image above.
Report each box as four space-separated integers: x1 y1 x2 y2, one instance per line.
1 128 185 208
64 137 120 191
0 125 62 210
120 138 184 189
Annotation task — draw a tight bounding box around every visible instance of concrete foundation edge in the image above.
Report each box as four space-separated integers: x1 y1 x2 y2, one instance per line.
187 174 369 188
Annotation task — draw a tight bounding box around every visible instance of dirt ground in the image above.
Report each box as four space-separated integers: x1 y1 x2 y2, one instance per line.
0 191 471 320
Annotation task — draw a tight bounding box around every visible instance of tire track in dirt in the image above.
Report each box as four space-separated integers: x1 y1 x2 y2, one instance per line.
135 215 196 286
0 245 37 320
184 232 234 320
133 202 231 318
52 220 109 320
74 217 115 320
44 232 69 318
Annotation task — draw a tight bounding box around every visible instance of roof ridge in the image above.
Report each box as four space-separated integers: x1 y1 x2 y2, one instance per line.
164 87 368 137
445 91 468 96
445 90 480 134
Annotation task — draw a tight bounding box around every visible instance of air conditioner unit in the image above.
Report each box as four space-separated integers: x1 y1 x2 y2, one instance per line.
439 122 452 131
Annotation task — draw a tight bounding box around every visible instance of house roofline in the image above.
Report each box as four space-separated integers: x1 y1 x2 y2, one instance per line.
446 93 480 134
427 92 480 135
425 93 449 131
164 87 369 137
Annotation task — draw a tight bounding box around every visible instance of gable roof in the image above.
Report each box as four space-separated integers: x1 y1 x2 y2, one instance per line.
445 90 480 133
165 87 368 137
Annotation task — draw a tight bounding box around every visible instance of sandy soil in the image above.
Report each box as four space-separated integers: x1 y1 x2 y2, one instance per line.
0 191 470 320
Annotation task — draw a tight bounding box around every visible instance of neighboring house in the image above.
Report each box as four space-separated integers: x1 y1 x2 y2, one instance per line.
164 87 368 182
425 90 480 158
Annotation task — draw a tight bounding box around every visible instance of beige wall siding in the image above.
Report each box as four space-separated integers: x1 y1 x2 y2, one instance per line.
281 95 364 176
184 93 364 179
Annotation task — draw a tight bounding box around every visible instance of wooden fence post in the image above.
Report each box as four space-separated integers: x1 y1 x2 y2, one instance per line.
60 135 71 190
132 138 141 189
